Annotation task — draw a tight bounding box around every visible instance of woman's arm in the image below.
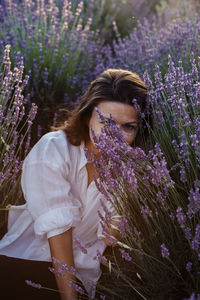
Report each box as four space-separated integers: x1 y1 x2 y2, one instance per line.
48 228 78 300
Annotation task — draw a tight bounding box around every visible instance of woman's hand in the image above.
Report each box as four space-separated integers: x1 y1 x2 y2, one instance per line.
103 214 121 247
48 228 78 300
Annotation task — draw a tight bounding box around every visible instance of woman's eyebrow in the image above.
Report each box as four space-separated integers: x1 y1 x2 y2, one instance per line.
103 117 138 125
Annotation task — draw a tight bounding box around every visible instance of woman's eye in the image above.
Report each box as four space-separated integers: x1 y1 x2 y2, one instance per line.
100 120 111 125
121 124 137 131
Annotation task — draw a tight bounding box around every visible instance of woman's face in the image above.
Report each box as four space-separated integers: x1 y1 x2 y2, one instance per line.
86 100 139 155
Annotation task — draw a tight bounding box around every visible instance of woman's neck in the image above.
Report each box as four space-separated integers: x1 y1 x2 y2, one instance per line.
85 140 101 160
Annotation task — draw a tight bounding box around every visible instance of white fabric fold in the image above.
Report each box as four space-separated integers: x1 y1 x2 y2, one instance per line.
34 205 82 238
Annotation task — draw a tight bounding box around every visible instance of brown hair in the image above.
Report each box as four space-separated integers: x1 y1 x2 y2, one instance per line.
52 68 152 148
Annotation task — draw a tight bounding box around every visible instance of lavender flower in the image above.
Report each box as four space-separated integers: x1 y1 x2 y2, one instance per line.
28 103 38 121
52 257 76 276
48 266 64 278
119 248 132 262
74 237 87 254
67 280 84 295
183 293 200 300
95 249 107 264
184 227 192 241
186 262 192 272
176 207 186 227
141 205 152 218
161 243 170 259
187 181 200 219
25 280 41 289
191 224 200 251
118 215 130 238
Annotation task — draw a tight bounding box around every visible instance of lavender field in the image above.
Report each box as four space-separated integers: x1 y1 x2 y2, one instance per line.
0 0 200 299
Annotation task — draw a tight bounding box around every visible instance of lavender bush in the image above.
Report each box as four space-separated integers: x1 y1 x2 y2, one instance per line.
92 4 200 80
0 45 37 232
84 55 200 299
0 0 103 104
0 0 135 105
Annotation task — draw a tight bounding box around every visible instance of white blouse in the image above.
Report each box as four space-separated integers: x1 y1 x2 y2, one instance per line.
0 130 112 298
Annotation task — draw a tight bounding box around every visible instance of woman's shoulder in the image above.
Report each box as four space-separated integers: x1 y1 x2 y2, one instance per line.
39 129 68 147
24 130 76 167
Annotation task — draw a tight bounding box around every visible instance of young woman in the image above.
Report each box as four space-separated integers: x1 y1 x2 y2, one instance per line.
0 69 149 300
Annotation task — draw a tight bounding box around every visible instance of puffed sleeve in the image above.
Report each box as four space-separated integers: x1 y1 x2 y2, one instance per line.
21 131 83 239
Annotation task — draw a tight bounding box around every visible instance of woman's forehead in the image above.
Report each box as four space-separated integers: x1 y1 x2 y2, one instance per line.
94 100 138 123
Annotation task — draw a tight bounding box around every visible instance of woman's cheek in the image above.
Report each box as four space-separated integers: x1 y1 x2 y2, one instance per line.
125 133 136 145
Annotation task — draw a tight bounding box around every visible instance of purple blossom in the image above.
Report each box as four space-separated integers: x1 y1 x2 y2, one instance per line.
67 280 84 295
95 249 107 264
156 191 167 205
183 293 200 300
28 102 38 121
48 266 64 278
52 257 76 276
176 207 186 226
191 224 200 251
187 181 200 219
25 280 42 289
186 262 192 272
37 125 42 138
132 98 141 114
73 237 87 254
161 243 170 259
3 44 11 62
118 215 130 238
100 221 117 245
184 227 192 241
99 198 112 224
169 213 175 221
141 205 152 218
119 248 132 262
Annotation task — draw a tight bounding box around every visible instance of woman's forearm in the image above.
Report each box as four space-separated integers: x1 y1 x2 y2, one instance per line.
48 228 78 300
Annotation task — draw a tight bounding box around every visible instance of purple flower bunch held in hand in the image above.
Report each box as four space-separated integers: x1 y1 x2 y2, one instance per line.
0 45 37 208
